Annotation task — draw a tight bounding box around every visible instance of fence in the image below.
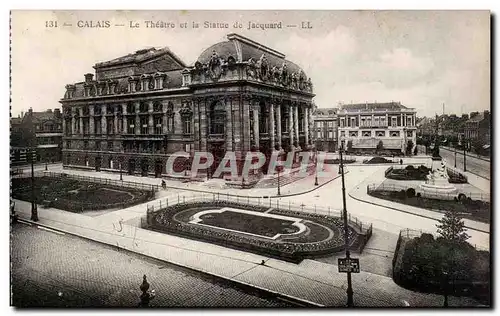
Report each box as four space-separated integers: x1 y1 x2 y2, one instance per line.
145 193 373 236
367 182 490 202
398 228 489 252
39 171 160 192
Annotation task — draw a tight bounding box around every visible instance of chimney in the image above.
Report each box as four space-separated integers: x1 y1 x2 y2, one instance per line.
84 73 94 83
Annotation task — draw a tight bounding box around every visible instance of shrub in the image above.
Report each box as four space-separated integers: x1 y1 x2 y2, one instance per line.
405 165 415 171
406 188 416 198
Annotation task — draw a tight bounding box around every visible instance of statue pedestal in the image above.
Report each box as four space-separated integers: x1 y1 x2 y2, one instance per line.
418 171 458 200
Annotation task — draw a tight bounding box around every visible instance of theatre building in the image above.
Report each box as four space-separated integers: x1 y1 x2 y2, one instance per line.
61 33 315 183
337 102 417 155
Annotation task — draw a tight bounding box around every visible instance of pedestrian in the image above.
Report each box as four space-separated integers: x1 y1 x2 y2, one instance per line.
400 159 403 165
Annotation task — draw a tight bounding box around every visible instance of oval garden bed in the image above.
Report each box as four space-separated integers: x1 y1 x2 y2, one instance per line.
11 176 154 212
143 200 368 263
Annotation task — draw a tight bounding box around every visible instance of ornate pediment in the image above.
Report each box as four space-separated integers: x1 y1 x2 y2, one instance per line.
179 101 193 118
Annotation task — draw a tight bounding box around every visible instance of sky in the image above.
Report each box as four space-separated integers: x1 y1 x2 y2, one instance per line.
10 10 490 118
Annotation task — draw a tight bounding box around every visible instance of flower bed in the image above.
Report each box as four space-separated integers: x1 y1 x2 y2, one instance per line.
385 165 431 181
144 200 366 262
11 176 154 212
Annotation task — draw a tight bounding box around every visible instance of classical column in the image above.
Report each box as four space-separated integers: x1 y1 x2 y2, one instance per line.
253 106 260 148
385 113 389 127
162 104 168 134
135 102 140 134
71 107 76 135
148 101 154 135
294 104 299 145
79 107 83 135
226 98 233 151
101 104 107 135
400 113 403 127
122 104 127 134
304 107 309 146
289 104 294 147
276 103 282 149
89 106 94 135
269 103 275 150
114 107 119 134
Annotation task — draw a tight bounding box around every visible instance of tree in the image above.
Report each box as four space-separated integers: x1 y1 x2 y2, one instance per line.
406 140 414 156
436 211 470 243
346 140 353 152
376 140 384 153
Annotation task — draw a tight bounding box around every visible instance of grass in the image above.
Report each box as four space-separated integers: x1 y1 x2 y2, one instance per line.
370 190 490 223
11 176 151 212
198 210 299 238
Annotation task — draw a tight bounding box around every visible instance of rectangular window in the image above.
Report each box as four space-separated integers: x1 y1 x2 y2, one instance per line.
167 117 174 132
351 118 356 127
183 119 192 134
340 119 345 128
316 121 321 128
66 140 71 149
127 118 135 134
140 117 148 134
107 141 113 151
328 121 333 127
391 117 397 127
83 141 89 150
154 116 162 134
317 131 321 138
185 144 191 152
328 131 333 138
340 131 345 137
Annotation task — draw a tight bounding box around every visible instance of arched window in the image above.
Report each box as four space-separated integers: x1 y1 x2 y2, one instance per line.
210 101 226 134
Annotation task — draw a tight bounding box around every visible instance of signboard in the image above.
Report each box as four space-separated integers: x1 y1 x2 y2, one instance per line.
338 258 360 273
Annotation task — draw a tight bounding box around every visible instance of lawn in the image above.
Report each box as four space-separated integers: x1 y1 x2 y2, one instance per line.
198 210 299 238
11 176 153 212
369 190 490 223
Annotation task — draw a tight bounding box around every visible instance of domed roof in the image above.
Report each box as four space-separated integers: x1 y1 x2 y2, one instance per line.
196 34 307 78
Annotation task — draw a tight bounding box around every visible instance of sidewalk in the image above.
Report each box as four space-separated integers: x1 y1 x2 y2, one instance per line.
12 198 482 307
348 167 490 235
49 164 341 199
441 146 490 162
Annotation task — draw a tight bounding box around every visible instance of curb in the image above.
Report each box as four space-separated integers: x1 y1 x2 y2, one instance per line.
14 217 324 307
441 147 490 162
348 190 489 234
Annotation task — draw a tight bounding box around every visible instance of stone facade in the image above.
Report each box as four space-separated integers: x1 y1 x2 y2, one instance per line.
312 107 338 152
61 33 315 181
337 102 417 154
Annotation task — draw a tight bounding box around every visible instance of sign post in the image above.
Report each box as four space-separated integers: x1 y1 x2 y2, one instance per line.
338 258 360 274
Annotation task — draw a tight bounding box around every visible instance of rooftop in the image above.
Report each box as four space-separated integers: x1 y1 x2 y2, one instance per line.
339 102 409 111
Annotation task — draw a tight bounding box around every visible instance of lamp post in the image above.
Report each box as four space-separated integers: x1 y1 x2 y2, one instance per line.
314 148 319 186
277 165 281 196
463 133 467 172
30 149 38 222
119 161 123 181
340 143 353 307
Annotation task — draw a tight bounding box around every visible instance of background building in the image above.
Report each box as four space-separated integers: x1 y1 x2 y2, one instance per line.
61 33 316 182
10 108 63 165
312 107 338 152
337 102 417 155
464 110 491 155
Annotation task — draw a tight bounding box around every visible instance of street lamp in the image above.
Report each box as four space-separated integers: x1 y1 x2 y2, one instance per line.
314 148 319 186
442 271 449 307
340 143 354 307
119 160 123 181
30 148 38 222
277 165 281 196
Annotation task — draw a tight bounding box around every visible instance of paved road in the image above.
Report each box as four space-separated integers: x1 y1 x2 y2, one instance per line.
10 223 291 307
440 147 490 179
